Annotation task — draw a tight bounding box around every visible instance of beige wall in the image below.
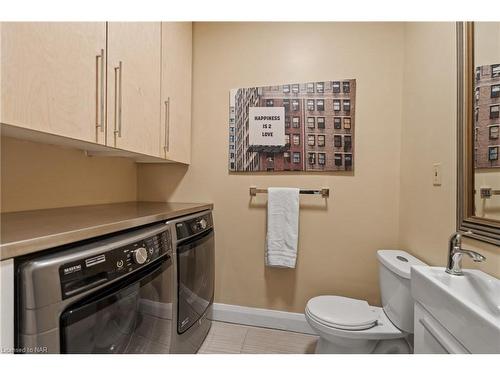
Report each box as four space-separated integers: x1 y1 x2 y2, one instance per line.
474 22 500 66
1 136 137 212
399 22 500 278
138 22 406 312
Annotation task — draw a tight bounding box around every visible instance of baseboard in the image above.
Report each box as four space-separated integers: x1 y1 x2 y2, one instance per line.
211 303 316 335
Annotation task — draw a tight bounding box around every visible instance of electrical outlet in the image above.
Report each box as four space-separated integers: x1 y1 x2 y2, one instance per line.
433 163 442 186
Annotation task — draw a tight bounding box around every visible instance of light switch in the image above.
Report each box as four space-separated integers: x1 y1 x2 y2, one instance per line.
433 163 442 186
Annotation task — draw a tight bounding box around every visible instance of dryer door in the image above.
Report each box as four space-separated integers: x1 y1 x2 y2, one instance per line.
176 228 215 334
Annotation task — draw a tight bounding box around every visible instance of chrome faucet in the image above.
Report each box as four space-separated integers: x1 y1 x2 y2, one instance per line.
446 232 486 276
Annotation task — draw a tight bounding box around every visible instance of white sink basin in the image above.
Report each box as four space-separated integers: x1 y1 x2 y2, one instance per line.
411 266 500 353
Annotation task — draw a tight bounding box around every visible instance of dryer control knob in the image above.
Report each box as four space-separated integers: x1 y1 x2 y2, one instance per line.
198 218 207 230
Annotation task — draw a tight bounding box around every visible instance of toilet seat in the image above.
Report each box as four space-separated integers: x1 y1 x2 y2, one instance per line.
305 296 379 330
305 298 406 341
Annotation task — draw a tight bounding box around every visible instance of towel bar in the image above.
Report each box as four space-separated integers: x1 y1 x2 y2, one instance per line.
478 187 500 199
249 186 330 198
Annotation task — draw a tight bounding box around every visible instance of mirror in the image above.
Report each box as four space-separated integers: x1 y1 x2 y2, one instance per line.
457 22 500 244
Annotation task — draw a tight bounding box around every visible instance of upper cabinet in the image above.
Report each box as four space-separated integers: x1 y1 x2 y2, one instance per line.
161 22 192 164
107 23 162 157
0 22 192 163
1 23 107 144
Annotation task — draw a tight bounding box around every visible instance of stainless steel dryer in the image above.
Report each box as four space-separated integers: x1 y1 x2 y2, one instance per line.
167 210 215 354
16 223 174 353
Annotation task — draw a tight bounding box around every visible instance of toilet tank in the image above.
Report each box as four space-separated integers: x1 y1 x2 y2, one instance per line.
377 250 427 333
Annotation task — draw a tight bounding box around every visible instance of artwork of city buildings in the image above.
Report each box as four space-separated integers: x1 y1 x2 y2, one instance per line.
475 64 500 169
228 80 356 172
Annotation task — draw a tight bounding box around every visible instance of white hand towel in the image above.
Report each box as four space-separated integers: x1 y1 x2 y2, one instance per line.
265 187 300 268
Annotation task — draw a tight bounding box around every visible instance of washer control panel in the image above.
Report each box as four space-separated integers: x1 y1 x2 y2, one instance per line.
59 228 171 299
175 213 213 241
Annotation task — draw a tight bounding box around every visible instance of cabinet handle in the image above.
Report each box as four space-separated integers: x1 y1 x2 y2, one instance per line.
113 64 118 143
113 61 123 142
95 49 105 133
99 49 105 132
164 97 170 153
118 61 123 138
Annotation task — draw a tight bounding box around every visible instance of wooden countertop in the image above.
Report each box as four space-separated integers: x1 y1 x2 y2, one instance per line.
0 201 213 260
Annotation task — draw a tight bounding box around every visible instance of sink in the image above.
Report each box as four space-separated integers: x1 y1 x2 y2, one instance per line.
430 269 500 317
411 266 500 353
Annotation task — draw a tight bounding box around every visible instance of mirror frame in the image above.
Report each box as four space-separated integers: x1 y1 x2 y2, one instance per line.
457 21 500 245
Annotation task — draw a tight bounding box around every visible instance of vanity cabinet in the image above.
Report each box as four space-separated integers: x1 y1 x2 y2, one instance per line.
413 302 469 354
0 22 107 144
0 22 192 163
161 22 192 164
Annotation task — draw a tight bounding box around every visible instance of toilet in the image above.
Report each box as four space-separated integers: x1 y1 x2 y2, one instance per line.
305 250 427 354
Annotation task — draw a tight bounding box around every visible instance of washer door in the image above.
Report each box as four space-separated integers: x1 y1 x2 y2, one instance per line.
60 258 173 353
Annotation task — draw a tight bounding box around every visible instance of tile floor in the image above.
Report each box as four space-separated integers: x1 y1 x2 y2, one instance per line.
198 321 318 354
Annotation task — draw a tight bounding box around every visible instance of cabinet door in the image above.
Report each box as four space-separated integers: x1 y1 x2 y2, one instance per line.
1 22 107 144
107 23 162 157
413 302 469 354
161 22 192 164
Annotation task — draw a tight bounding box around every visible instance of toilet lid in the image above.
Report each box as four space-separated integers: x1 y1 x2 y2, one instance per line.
306 296 379 330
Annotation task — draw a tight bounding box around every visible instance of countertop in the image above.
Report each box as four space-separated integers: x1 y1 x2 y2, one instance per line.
0 201 213 260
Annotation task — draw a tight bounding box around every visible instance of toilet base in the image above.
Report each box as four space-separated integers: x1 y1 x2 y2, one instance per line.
315 336 378 354
372 338 411 354
315 336 410 354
